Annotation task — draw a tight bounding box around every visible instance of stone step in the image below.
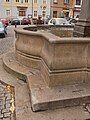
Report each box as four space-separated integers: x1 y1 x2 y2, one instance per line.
3 52 90 112
27 73 90 112
3 52 32 82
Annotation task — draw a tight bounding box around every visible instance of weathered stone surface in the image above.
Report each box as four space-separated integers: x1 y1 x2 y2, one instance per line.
3 25 90 111
15 28 90 86
73 0 90 37
27 73 90 111
0 113 3 118
1 25 90 119
3 118 10 120
3 51 90 112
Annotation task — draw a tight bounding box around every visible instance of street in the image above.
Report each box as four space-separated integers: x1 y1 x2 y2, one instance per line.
0 26 15 55
0 25 26 55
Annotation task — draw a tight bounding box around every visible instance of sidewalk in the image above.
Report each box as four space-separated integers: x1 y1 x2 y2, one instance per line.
0 80 15 120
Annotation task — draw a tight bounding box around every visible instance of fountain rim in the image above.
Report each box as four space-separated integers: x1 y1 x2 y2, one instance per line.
14 26 90 44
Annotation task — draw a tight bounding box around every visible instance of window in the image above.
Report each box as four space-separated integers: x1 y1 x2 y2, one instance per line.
64 0 69 4
34 11 37 17
76 0 81 5
43 0 46 4
16 0 19 2
52 19 56 24
19 11 25 16
34 0 37 3
53 11 57 18
42 10 46 18
53 0 58 3
6 10 10 16
25 0 28 3
50 19 56 24
6 0 9 2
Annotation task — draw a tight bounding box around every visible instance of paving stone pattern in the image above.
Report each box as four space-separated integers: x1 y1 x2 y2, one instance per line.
0 80 15 120
0 25 15 56
0 37 14 55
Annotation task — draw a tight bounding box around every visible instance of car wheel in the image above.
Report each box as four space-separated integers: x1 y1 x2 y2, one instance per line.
3 34 5 38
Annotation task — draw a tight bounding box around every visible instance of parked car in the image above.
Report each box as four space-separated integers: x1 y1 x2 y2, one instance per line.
32 18 44 25
75 15 79 20
68 18 77 25
0 22 7 38
1 19 9 26
21 18 31 25
65 17 71 21
32 18 38 24
11 18 20 25
48 18 70 25
37 19 44 24
42 18 50 24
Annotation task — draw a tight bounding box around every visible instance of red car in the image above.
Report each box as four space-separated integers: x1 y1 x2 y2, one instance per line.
21 18 31 25
1 19 9 26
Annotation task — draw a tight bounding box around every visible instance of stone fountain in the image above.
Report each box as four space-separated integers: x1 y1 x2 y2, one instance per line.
74 0 90 37
3 0 90 112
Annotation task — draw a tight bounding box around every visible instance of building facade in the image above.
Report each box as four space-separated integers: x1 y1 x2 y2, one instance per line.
0 0 50 19
32 0 50 19
51 0 74 18
73 0 82 18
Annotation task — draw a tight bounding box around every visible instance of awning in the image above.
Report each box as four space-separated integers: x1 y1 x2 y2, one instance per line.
63 10 69 13
74 7 81 11
17 6 27 9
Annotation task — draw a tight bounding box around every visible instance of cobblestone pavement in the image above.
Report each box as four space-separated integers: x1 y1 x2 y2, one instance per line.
0 80 15 120
0 26 16 120
0 25 24 56
0 26 14 55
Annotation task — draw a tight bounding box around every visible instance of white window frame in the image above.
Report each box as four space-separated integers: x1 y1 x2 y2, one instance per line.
34 11 37 17
64 0 69 4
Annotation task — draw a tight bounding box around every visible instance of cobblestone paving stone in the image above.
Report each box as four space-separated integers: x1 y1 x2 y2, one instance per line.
0 26 14 55
0 37 14 55
0 80 15 120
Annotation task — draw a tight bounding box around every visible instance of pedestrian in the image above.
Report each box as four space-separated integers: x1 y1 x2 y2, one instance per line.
15 22 17 28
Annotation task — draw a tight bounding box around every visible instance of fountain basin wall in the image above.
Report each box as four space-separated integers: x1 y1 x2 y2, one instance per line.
23 24 74 31
15 27 90 87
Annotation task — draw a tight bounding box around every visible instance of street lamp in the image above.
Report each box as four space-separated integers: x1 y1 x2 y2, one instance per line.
32 0 33 18
50 0 52 18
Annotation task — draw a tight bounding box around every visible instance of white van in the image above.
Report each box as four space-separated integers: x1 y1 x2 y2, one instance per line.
48 18 70 25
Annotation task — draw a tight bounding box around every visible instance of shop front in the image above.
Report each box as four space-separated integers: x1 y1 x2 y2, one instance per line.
63 8 69 17
73 7 81 19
